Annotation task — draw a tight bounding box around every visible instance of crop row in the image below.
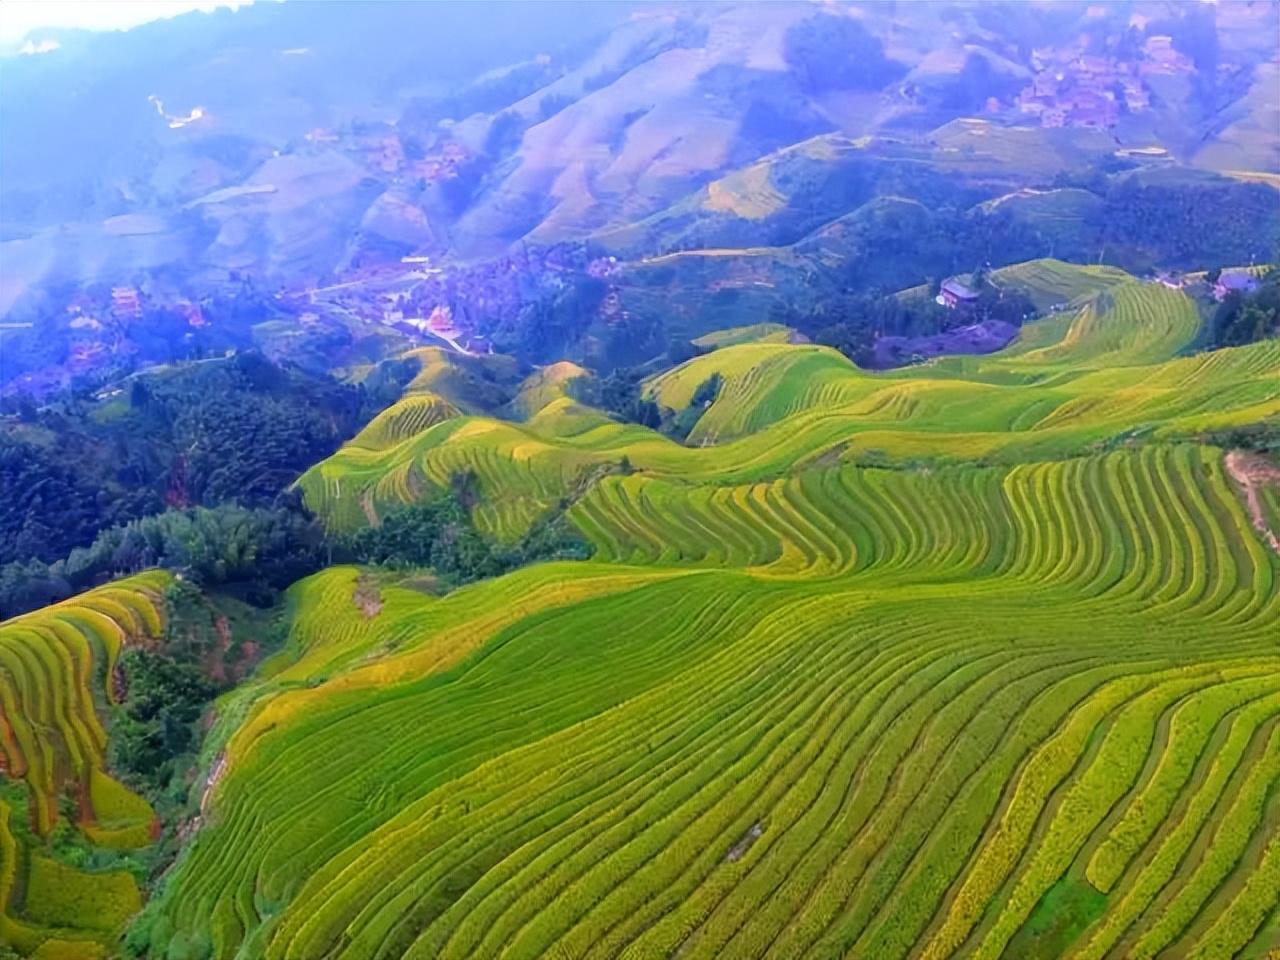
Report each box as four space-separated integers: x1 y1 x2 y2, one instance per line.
299 276 1280 537
0 576 166 951
571 446 1275 626
146 439 1280 958
0 571 168 836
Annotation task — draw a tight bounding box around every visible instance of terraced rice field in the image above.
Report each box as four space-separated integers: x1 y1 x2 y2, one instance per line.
0 572 171 956
74 257 1269 958
145 420 1280 958
299 263 1279 540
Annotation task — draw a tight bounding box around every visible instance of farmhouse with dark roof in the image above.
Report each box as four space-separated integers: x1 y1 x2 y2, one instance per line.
939 278 980 309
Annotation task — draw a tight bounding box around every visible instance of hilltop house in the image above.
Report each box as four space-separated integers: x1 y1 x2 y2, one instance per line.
111 286 142 320
938 278 980 309
1214 273 1260 301
177 300 207 328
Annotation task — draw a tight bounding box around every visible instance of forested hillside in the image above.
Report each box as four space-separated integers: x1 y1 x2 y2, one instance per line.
0 351 410 618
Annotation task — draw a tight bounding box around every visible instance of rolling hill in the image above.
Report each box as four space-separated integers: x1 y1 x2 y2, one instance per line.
297 262 1280 537
2 256 1278 957
0 572 171 957
3 0 1278 332
0 2 1278 955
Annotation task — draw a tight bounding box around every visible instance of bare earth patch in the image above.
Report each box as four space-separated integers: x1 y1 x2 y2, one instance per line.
181 749 230 840
353 575 384 620
870 320 1020 369
1225 450 1280 556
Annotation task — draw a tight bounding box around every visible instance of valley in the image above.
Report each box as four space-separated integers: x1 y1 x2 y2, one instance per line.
0 3 1278 958
3 1 1280 392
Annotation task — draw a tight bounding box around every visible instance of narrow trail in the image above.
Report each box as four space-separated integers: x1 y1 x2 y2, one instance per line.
1225 450 1280 556
200 752 229 819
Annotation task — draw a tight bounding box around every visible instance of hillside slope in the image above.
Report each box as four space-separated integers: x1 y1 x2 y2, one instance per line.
0 572 171 956
120 252 1280 957
149 439 1280 958
298 264 1280 537
3 0 1277 316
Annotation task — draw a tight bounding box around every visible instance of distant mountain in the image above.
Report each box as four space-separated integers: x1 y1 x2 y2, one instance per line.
2 0 1278 383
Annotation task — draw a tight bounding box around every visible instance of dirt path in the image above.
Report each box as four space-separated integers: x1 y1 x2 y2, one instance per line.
726 822 764 862
359 490 380 527
200 751 228 819
1225 450 1280 556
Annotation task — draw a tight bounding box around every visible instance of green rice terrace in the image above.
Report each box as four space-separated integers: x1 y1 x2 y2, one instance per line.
0 572 171 956
3 261 1280 958
298 262 1278 540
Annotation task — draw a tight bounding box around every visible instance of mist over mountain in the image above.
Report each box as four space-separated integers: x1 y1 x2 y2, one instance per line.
5 0 1275 234
2 0 1278 391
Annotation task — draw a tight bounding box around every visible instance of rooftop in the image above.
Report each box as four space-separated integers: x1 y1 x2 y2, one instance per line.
941 278 980 300
1218 273 1259 291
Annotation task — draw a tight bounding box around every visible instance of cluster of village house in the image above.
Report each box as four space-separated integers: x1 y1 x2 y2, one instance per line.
55 233 612 370
1015 29 1193 129
56 286 209 370
307 126 470 182
67 258 1260 374
298 248 618 356
1156 270 1261 301
936 268 1260 314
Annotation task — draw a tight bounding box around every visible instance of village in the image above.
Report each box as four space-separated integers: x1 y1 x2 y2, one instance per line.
281 245 620 357
1012 15 1197 130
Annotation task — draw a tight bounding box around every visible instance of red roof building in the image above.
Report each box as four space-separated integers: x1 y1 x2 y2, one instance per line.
111 286 142 320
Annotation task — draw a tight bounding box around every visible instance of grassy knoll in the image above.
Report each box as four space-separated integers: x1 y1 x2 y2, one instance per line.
0 572 171 955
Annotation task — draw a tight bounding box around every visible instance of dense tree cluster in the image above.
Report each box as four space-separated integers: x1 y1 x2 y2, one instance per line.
1200 422 1280 457
0 434 127 566
571 367 724 442
110 578 276 802
342 478 590 584
110 646 216 792
128 351 365 507
1101 178 1279 272
495 274 609 365
345 490 504 582
1207 269 1280 349
0 352 370 576
584 368 663 429
0 503 329 619
784 15 906 93
666 373 723 441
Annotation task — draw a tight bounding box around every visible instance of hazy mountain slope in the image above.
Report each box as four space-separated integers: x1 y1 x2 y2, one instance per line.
4 0 1275 315
0 2 632 229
